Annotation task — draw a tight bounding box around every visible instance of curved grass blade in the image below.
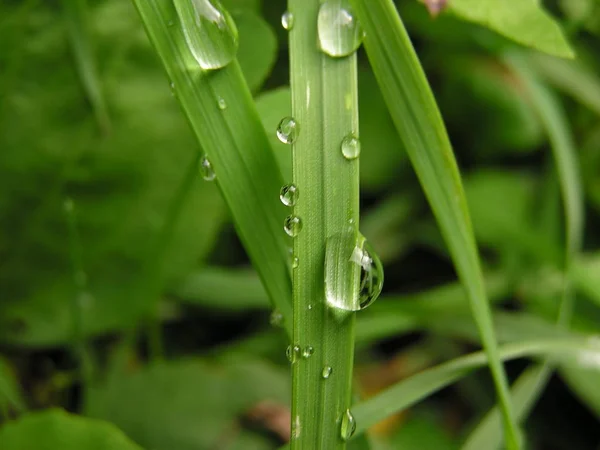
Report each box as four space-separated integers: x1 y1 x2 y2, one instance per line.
463 54 585 450
61 0 111 134
131 0 292 334
287 0 361 447
348 0 518 445
351 337 600 438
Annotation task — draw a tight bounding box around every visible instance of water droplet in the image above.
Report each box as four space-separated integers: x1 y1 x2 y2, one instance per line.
277 117 299 144
286 344 301 363
340 409 356 441
302 346 314 359
325 232 383 311
307 304 312 310
281 11 294 30
167 19 175 27
322 366 332 379
270 309 283 327
291 415 301 439
173 0 239 70
317 1 363 58
199 156 216 181
284 215 303 237
292 256 299 269
280 184 299 207
341 134 360 160
217 97 227 109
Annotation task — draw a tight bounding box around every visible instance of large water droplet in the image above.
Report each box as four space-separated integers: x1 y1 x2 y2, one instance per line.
322 366 332 379
277 117 299 144
286 344 301 363
284 215 303 237
270 309 283 327
302 346 314 359
199 156 216 181
340 409 356 441
317 1 363 58
280 184 299 207
174 0 239 70
341 133 361 160
325 232 383 311
281 11 294 30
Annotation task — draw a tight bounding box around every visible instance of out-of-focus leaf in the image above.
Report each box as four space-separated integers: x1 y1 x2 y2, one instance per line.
0 0 225 346
170 267 269 310
0 357 25 414
234 9 277 92
392 410 458 449
0 409 142 450
444 0 574 58
222 0 262 12
86 358 290 450
560 364 600 420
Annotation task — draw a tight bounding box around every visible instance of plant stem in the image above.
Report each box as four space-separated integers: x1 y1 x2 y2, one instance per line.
288 1 360 448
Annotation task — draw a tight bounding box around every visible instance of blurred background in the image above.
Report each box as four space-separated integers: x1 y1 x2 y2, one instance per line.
0 0 599 448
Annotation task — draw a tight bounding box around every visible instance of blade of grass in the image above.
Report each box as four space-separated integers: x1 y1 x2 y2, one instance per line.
131 0 292 335
350 337 600 438
287 0 361 447
61 0 111 134
462 54 585 450
348 0 518 445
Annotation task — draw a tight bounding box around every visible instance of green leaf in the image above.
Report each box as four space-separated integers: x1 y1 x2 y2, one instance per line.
0 357 25 414
560 364 600 419
0 409 142 450
234 9 277 92
445 0 574 58
86 358 290 450
349 0 519 445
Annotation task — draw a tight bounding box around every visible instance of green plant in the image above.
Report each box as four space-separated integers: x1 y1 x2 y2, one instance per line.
1 0 600 449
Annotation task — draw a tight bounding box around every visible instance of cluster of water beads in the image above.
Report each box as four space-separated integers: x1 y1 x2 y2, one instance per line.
199 155 216 181
277 117 299 145
286 344 314 363
284 215 303 237
317 0 364 58
173 0 238 70
325 232 384 312
280 184 298 207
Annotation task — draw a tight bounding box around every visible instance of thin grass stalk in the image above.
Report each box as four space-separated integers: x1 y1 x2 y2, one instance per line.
287 0 360 447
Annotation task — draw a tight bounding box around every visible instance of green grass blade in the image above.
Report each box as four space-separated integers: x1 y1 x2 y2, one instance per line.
61 0 111 134
287 0 361 447
348 0 518 445
131 0 292 334
351 337 600 438
462 54 585 449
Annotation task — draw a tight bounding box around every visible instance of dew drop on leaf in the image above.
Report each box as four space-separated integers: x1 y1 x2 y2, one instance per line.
322 366 332 379
199 155 216 181
284 215 303 237
173 0 238 70
341 133 361 160
277 117 299 144
280 184 299 207
281 11 294 31
317 0 363 58
340 409 356 441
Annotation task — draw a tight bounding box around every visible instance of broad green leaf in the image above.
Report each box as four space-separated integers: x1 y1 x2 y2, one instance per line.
0 409 141 450
86 358 290 450
0 0 225 346
349 0 518 444
445 0 574 58
234 9 277 92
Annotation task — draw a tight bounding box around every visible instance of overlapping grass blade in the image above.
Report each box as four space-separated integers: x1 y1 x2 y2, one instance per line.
61 0 111 134
131 0 292 333
350 337 599 437
463 54 585 449
348 0 518 445
287 0 360 447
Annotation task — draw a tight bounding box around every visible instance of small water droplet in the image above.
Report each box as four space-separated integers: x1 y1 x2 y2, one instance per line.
280 184 299 207
340 409 356 441
173 0 239 70
167 19 175 27
307 304 312 310
270 309 283 327
325 233 383 311
341 133 361 160
291 415 301 440
286 344 301 363
317 1 363 58
281 11 294 30
284 215 303 237
199 156 216 181
302 346 314 359
322 366 332 379
217 97 227 109
292 256 299 268
277 117 299 144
